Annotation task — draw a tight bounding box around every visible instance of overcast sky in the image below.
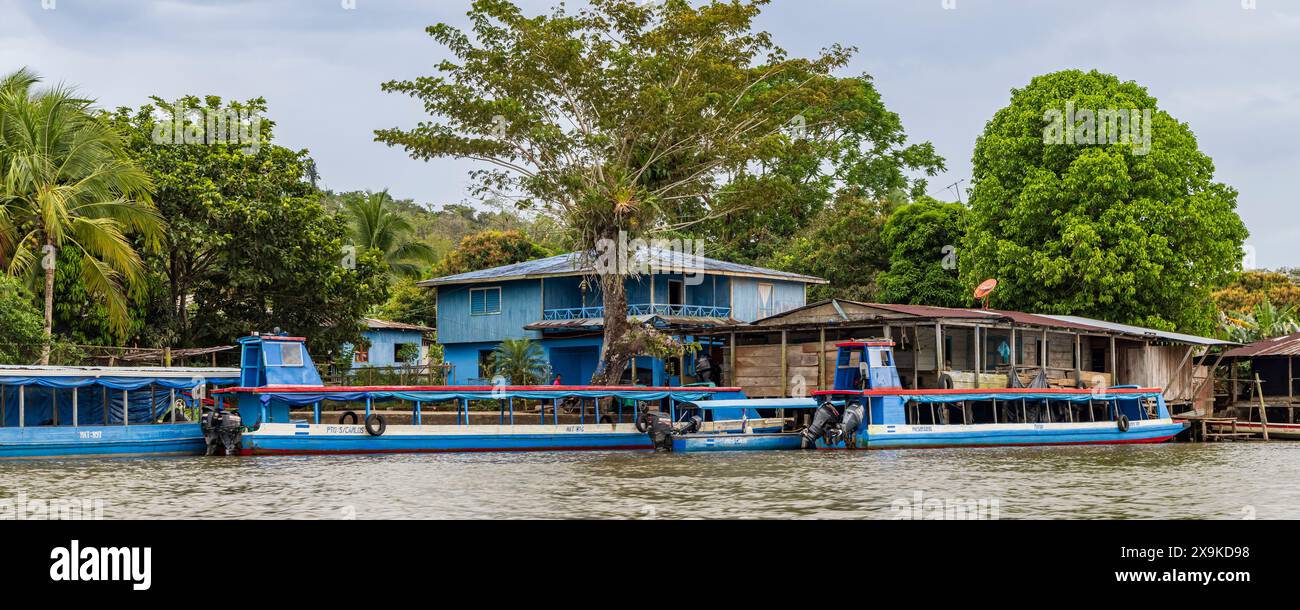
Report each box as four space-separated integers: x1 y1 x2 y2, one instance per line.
3 0 1296 267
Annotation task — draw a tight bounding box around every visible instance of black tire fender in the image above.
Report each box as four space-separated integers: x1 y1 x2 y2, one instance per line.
1117 414 1130 433
365 414 387 436
339 411 359 425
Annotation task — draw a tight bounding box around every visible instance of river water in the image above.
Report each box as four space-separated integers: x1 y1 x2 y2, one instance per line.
3 443 1296 519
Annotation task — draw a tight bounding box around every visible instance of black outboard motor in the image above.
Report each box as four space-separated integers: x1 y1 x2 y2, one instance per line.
801 403 842 448
201 409 244 456
639 412 704 451
838 401 865 447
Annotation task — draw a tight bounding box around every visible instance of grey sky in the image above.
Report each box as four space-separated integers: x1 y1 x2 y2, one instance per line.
3 0 1296 267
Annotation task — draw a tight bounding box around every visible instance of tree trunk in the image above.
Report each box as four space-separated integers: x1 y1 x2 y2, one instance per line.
591 269 633 385
41 238 55 365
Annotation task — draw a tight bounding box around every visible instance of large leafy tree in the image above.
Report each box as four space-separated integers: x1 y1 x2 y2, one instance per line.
438 229 549 276
341 189 437 280
963 70 1248 333
0 275 46 363
0 68 163 362
764 194 893 302
1212 270 1300 313
109 95 389 351
377 0 867 383
875 197 968 307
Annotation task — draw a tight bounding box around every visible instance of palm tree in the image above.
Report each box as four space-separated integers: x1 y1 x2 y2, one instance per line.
0 68 163 362
491 338 549 385
342 189 436 280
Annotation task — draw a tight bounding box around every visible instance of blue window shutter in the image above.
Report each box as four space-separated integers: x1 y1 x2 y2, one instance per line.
486 288 501 313
471 290 485 315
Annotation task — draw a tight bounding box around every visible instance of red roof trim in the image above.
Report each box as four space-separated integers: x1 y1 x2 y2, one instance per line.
812 387 1161 396
216 385 743 395
836 341 895 348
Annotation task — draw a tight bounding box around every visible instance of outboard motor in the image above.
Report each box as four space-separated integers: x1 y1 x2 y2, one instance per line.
839 400 865 447
638 412 704 451
201 409 244 456
637 411 675 451
801 403 842 448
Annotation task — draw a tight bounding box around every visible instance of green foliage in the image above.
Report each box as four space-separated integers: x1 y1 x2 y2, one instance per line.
396 343 422 366
1212 270 1300 313
962 69 1248 334
1219 298 1300 343
109 96 390 351
0 275 46 363
764 195 892 302
876 197 969 307
376 278 438 328
490 338 549 385
340 189 437 281
438 229 550 276
0 68 163 353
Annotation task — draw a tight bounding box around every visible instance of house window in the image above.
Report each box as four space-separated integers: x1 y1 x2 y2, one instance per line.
757 283 774 318
470 287 502 315
668 280 684 306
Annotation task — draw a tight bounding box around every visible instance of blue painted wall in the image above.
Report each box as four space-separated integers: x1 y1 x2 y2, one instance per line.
352 329 426 367
436 280 542 344
729 278 806 322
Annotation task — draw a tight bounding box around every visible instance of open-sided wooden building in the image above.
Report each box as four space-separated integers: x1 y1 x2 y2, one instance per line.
685 300 1233 415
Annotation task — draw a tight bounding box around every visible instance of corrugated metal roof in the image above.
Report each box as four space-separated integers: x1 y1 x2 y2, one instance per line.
736 300 1228 346
363 318 435 333
1219 332 1300 358
418 247 827 286
1036 314 1235 347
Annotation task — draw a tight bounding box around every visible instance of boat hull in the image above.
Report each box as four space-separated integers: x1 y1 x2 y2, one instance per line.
671 432 804 452
825 418 1187 449
238 422 653 454
0 423 206 459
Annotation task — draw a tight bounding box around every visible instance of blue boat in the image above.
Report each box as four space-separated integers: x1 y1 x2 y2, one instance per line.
668 340 1187 451
0 365 240 459
210 333 751 455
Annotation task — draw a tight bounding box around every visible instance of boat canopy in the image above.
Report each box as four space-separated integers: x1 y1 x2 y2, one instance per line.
680 398 820 410
213 385 741 407
0 367 240 427
813 388 1163 404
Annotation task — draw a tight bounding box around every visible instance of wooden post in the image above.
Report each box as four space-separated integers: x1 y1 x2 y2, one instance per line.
1289 355 1295 423
1110 335 1118 384
1009 323 1017 378
935 322 945 375
911 325 920 390
164 346 172 367
1040 328 1048 377
1074 333 1082 387
728 331 737 387
1255 373 1270 441
780 329 788 397
818 327 827 390
973 325 981 389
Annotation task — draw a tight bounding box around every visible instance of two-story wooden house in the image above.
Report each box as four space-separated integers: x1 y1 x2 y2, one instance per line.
420 247 825 386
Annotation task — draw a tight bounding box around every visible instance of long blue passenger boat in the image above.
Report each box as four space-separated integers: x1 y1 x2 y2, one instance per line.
670 340 1188 451
0 365 240 459
209 333 765 455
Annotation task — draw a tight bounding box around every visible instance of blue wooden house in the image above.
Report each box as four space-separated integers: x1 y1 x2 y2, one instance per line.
419 248 825 386
350 318 435 367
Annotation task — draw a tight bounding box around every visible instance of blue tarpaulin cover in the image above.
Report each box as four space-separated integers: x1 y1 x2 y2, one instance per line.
0 373 239 427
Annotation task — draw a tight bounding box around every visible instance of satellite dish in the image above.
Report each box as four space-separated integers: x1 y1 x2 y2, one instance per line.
973 279 997 307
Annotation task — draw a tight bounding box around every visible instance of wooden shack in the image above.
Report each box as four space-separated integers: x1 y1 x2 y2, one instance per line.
687 300 1230 415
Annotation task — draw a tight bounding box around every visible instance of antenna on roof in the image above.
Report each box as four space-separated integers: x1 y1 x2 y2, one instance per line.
973 279 997 309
